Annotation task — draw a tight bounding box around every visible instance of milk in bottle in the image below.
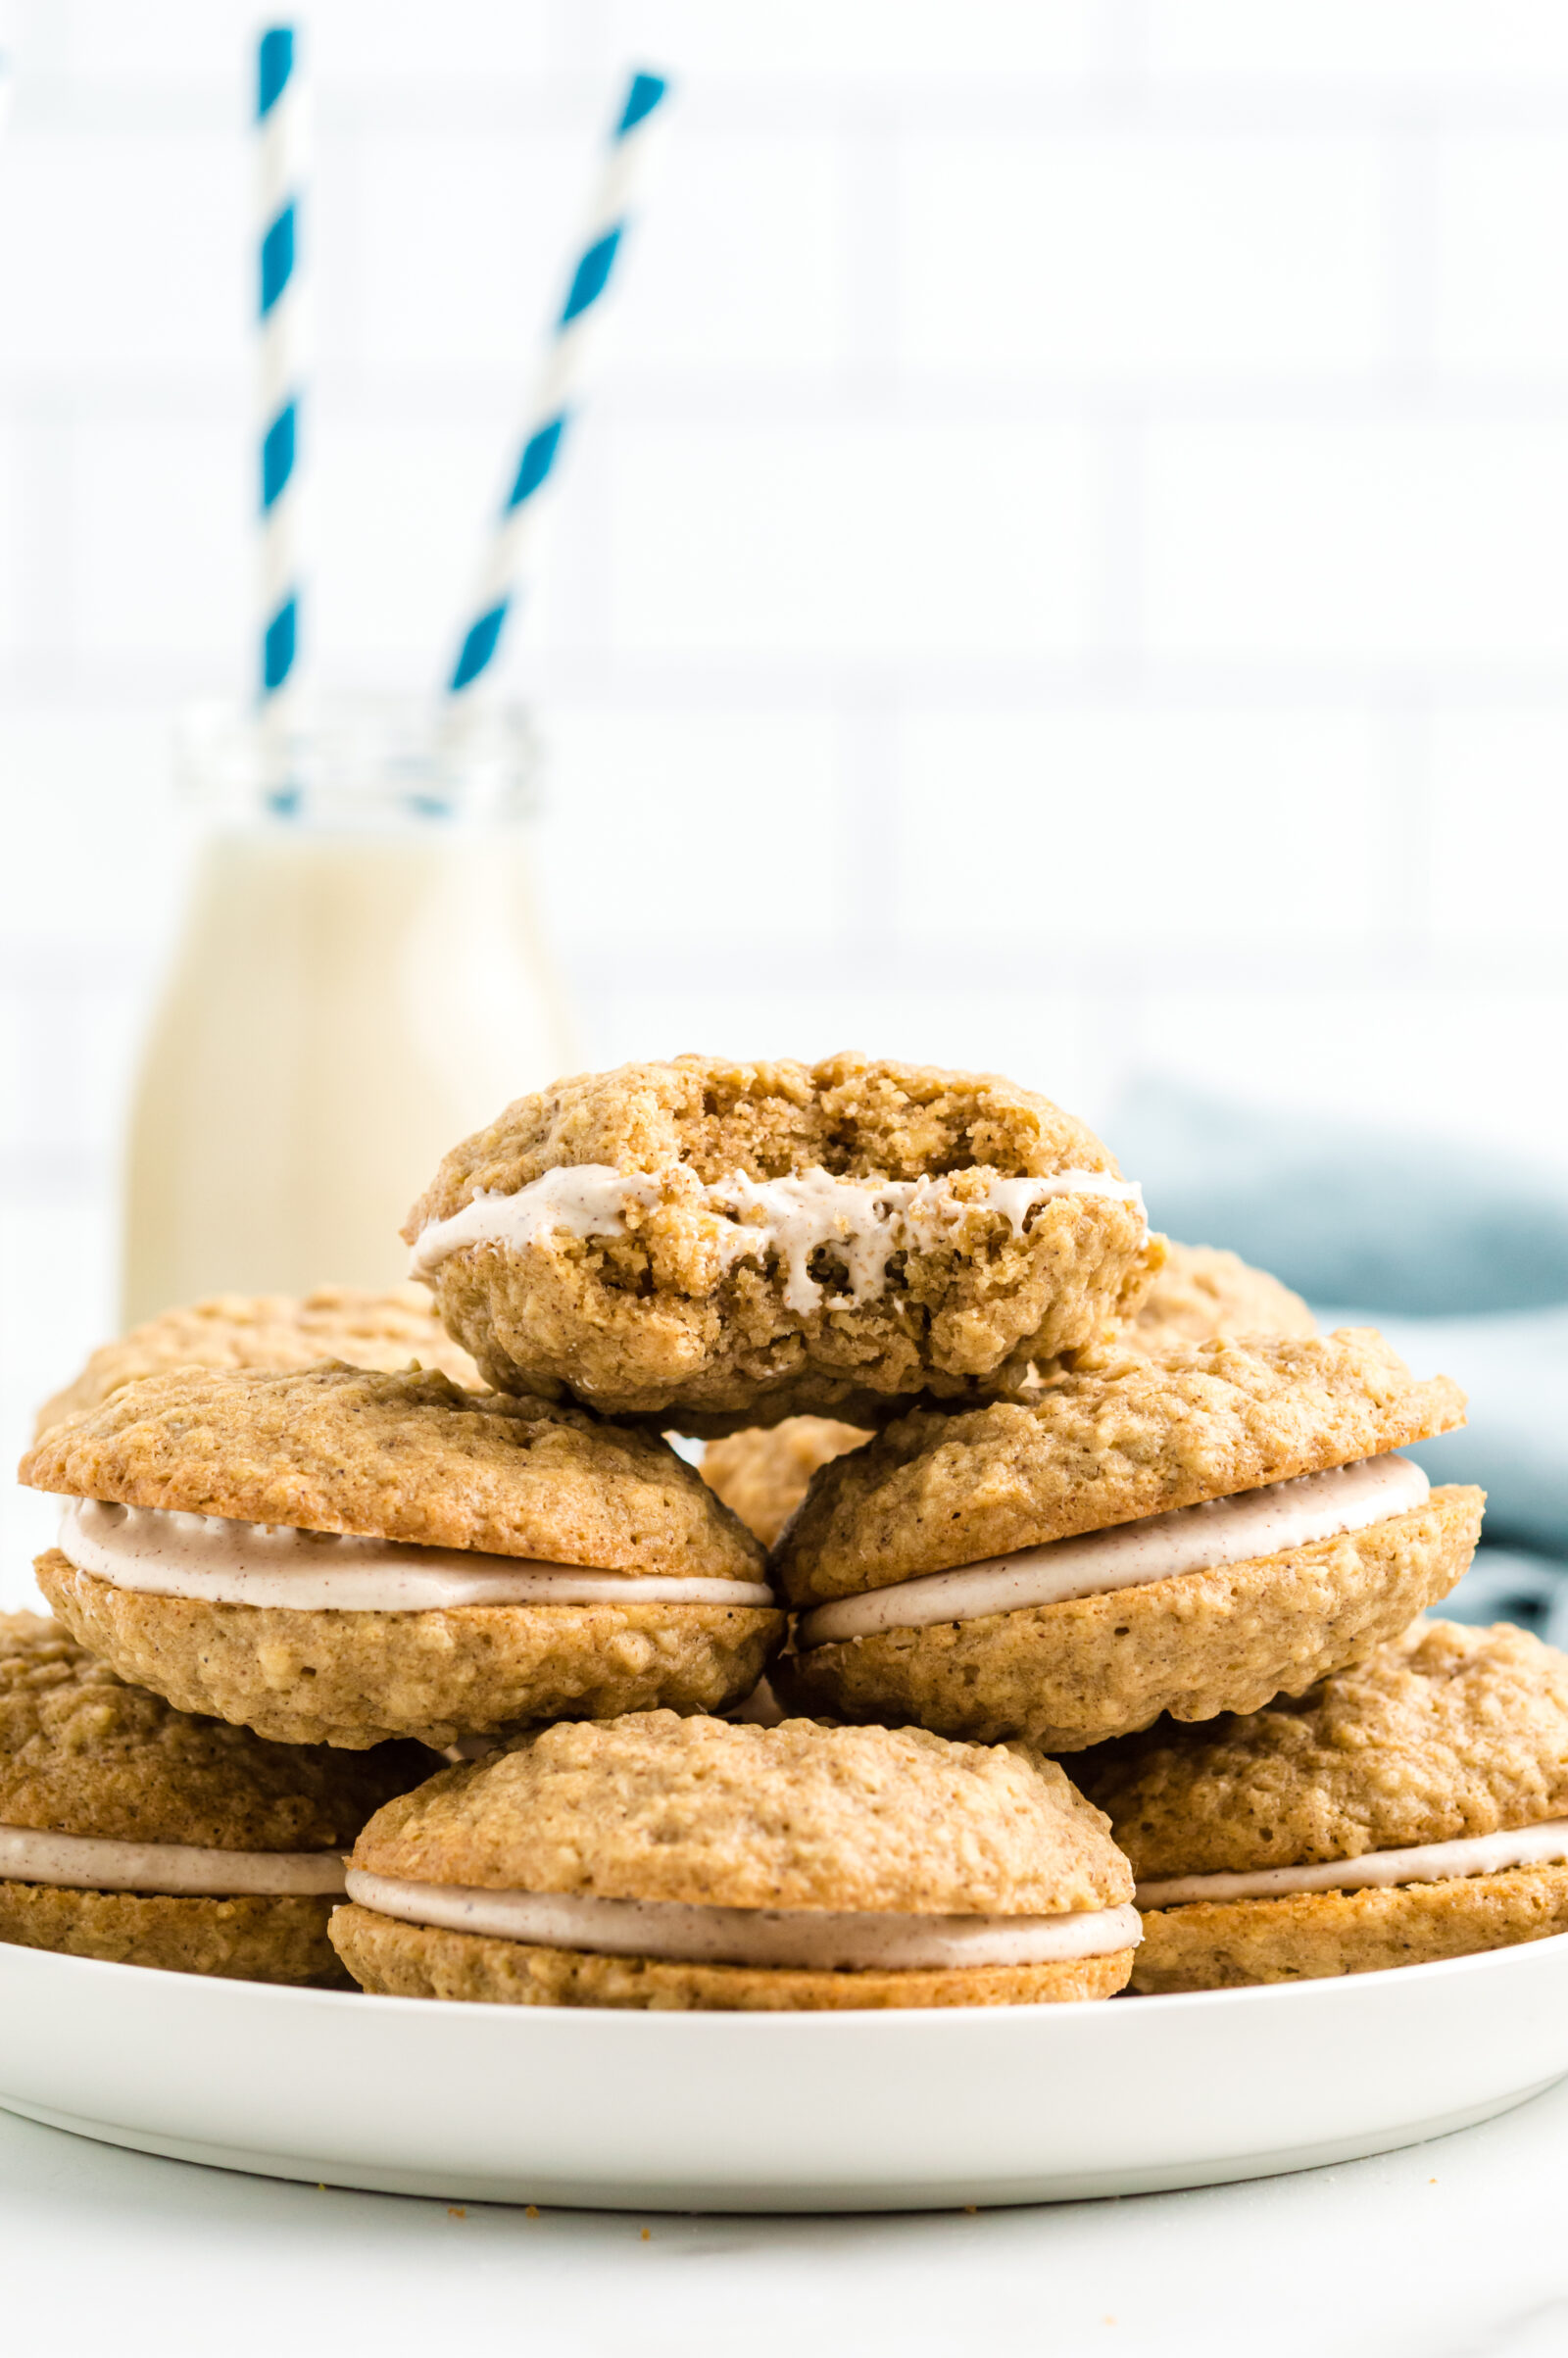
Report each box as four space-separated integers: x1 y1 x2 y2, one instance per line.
122 701 575 1323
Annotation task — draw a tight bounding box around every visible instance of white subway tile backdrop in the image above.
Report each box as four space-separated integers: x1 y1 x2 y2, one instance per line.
2 0 1567 1579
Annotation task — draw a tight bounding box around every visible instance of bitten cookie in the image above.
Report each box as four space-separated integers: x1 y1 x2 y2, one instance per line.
34 1284 481 1437
1081 1619 1568 1991
22 1364 781 1750
702 1417 871 1548
0 1611 425 1985
775 1330 1481 1750
402 1052 1158 1432
1129 1243 1315 1353
329 1709 1139 2010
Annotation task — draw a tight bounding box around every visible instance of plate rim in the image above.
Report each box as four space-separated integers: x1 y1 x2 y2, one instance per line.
6 1931 1567 2211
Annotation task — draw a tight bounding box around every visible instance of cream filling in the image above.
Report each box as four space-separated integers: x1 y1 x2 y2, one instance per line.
796 1453 1431 1647
0 1821 346 1897
1135 1819 1568 1910
58 1499 777 1614
343 1873 1142 1970
409 1160 1147 1312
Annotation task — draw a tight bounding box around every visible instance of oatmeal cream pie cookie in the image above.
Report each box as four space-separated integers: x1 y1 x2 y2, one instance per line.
1128 1242 1315 1354
1083 1619 1568 1992
329 1710 1140 2010
34 1283 480 1437
21 1365 780 1750
0 1611 424 1985
775 1330 1482 1751
403 1053 1158 1433
702 1416 871 1549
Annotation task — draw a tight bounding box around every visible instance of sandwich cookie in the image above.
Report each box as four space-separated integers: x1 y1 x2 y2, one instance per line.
702 1415 871 1548
1082 1619 1568 1991
0 1612 424 1984
21 1364 781 1750
34 1283 480 1437
329 1710 1140 2010
403 1052 1158 1433
774 1331 1482 1749
1127 1242 1315 1354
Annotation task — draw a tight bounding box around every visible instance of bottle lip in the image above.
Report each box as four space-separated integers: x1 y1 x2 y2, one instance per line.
176 695 542 825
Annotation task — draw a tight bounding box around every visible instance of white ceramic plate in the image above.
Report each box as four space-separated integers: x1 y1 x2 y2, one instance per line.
2 1935 1565 2213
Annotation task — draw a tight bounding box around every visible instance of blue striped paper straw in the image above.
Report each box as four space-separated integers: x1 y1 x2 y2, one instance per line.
257 26 306 708
447 69 669 697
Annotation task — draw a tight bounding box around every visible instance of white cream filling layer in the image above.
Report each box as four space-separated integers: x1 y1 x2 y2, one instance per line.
58 1499 777 1614
410 1160 1147 1313
1135 1819 1568 1910
0 1821 346 1897
343 1872 1142 1970
796 1453 1431 1648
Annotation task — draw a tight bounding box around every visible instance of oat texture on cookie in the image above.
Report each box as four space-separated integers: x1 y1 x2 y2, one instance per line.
1126 1863 1568 1992
349 1710 1134 1917
0 1881 361 1987
776 1330 1467 1607
332 1711 1138 2007
782 1486 1484 1749
21 1362 763 1578
1129 1243 1316 1353
701 1416 870 1548
0 1610 426 1847
33 1284 480 1437
327 1908 1134 2010
1080 1618 1568 1880
402 1052 1158 1429
32 1551 781 1750
0 1611 430 1988
23 1363 779 1749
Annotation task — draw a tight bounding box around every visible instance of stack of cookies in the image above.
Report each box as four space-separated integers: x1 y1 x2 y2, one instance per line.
11 1051 1561 2009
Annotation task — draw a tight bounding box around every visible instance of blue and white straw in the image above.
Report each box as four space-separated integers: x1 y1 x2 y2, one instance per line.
257 26 306 709
447 69 669 697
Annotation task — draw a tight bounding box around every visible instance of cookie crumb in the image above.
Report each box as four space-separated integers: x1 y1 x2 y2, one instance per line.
448 2206 466 2219
525 2204 539 2219
962 2204 978 2215
641 2228 651 2241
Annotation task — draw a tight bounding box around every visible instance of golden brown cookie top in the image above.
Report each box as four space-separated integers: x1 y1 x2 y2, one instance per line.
0 1611 426 1848
405 1051 1130 1231
1081 1619 1568 1878
775 1329 1466 1605
701 1416 870 1549
20 1364 765 1580
34 1285 480 1438
352 1708 1133 1916
1130 1242 1315 1353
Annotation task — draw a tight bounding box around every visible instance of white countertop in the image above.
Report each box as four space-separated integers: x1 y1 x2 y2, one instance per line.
2 2075 1564 2358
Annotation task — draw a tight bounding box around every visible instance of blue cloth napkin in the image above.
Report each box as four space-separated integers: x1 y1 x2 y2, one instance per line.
1109 1077 1568 1316
1439 1546 1568 1650
1312 1304 1568 1558
1106 1079 1568 1585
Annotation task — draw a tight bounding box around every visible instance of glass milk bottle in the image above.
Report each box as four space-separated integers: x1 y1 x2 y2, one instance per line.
121 699 576 1325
